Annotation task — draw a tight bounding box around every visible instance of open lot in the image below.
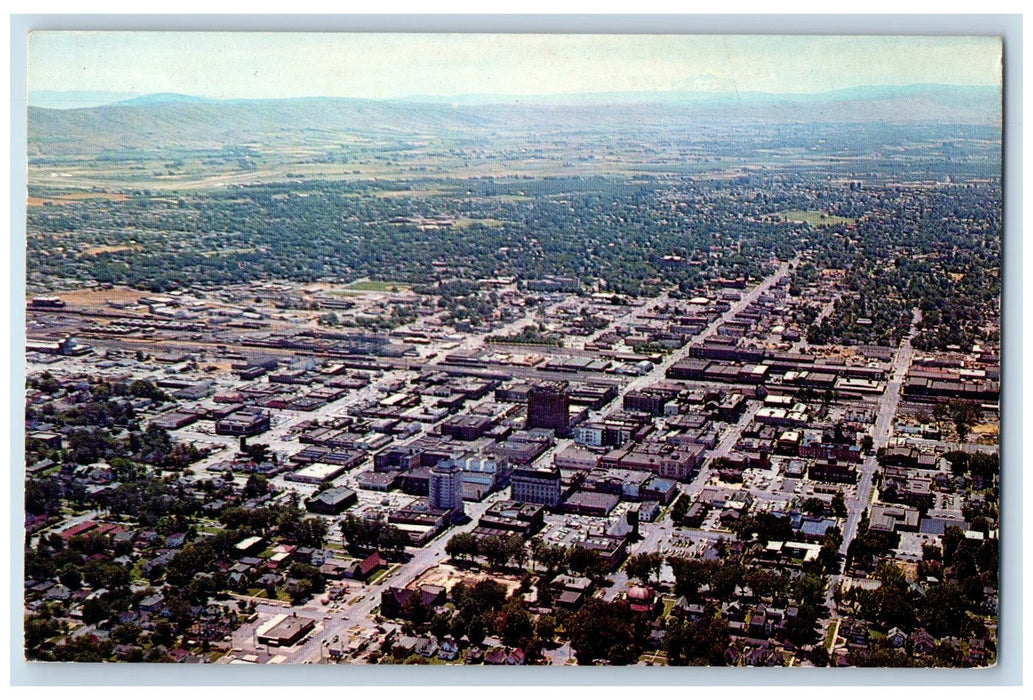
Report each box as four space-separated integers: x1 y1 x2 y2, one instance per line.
411 563 522 596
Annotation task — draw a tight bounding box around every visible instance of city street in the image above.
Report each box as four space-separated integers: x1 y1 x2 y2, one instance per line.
595 259 793 422
825 309 919 613
280 490 510 664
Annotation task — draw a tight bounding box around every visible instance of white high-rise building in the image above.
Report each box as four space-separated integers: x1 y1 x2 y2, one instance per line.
429 460 465 520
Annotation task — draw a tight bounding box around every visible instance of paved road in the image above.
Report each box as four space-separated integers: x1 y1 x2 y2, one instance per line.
590 261 794 602
288 490 509 663
825 309 919 612
839 310 918 554
673 401 763 507
711 402 763 462
593 259 793 424
296 263 794 651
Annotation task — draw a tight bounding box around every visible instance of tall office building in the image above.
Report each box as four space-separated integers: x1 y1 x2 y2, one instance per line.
526 381 570 434
428 460 465 521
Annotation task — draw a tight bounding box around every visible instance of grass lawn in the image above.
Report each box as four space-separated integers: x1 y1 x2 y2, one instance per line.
455 217 507 229
367 564 398 584
344 279 410 292
778 210 856 227
825 618 841 651
375 187 455 198
401 653 447 665
483 194 534 203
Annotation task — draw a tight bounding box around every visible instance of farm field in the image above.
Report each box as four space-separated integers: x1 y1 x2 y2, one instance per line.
778 210 857 227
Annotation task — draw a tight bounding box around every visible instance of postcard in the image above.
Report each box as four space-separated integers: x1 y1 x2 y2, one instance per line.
23 32 1001 668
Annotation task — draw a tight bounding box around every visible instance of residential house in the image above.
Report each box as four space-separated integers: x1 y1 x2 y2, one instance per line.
911 629 937 656
886 627 908 649
438 637 460 661
416 636 440 658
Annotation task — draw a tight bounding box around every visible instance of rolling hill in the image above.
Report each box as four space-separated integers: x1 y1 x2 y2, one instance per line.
27 84 1001 156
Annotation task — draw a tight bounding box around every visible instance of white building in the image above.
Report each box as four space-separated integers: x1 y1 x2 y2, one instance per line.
429 461 465 520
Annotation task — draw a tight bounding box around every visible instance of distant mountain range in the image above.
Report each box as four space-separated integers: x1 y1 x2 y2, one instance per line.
28 84 1000 110
393 84 1001 109
27 84 1001 156
111 92 214 107
28 90 142 110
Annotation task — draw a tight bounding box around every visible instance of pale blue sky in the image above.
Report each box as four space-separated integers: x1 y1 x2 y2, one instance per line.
28 32 1002 100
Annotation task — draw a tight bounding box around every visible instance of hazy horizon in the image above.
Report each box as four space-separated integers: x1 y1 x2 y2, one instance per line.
28 33 1002 107
27 82 1002 112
